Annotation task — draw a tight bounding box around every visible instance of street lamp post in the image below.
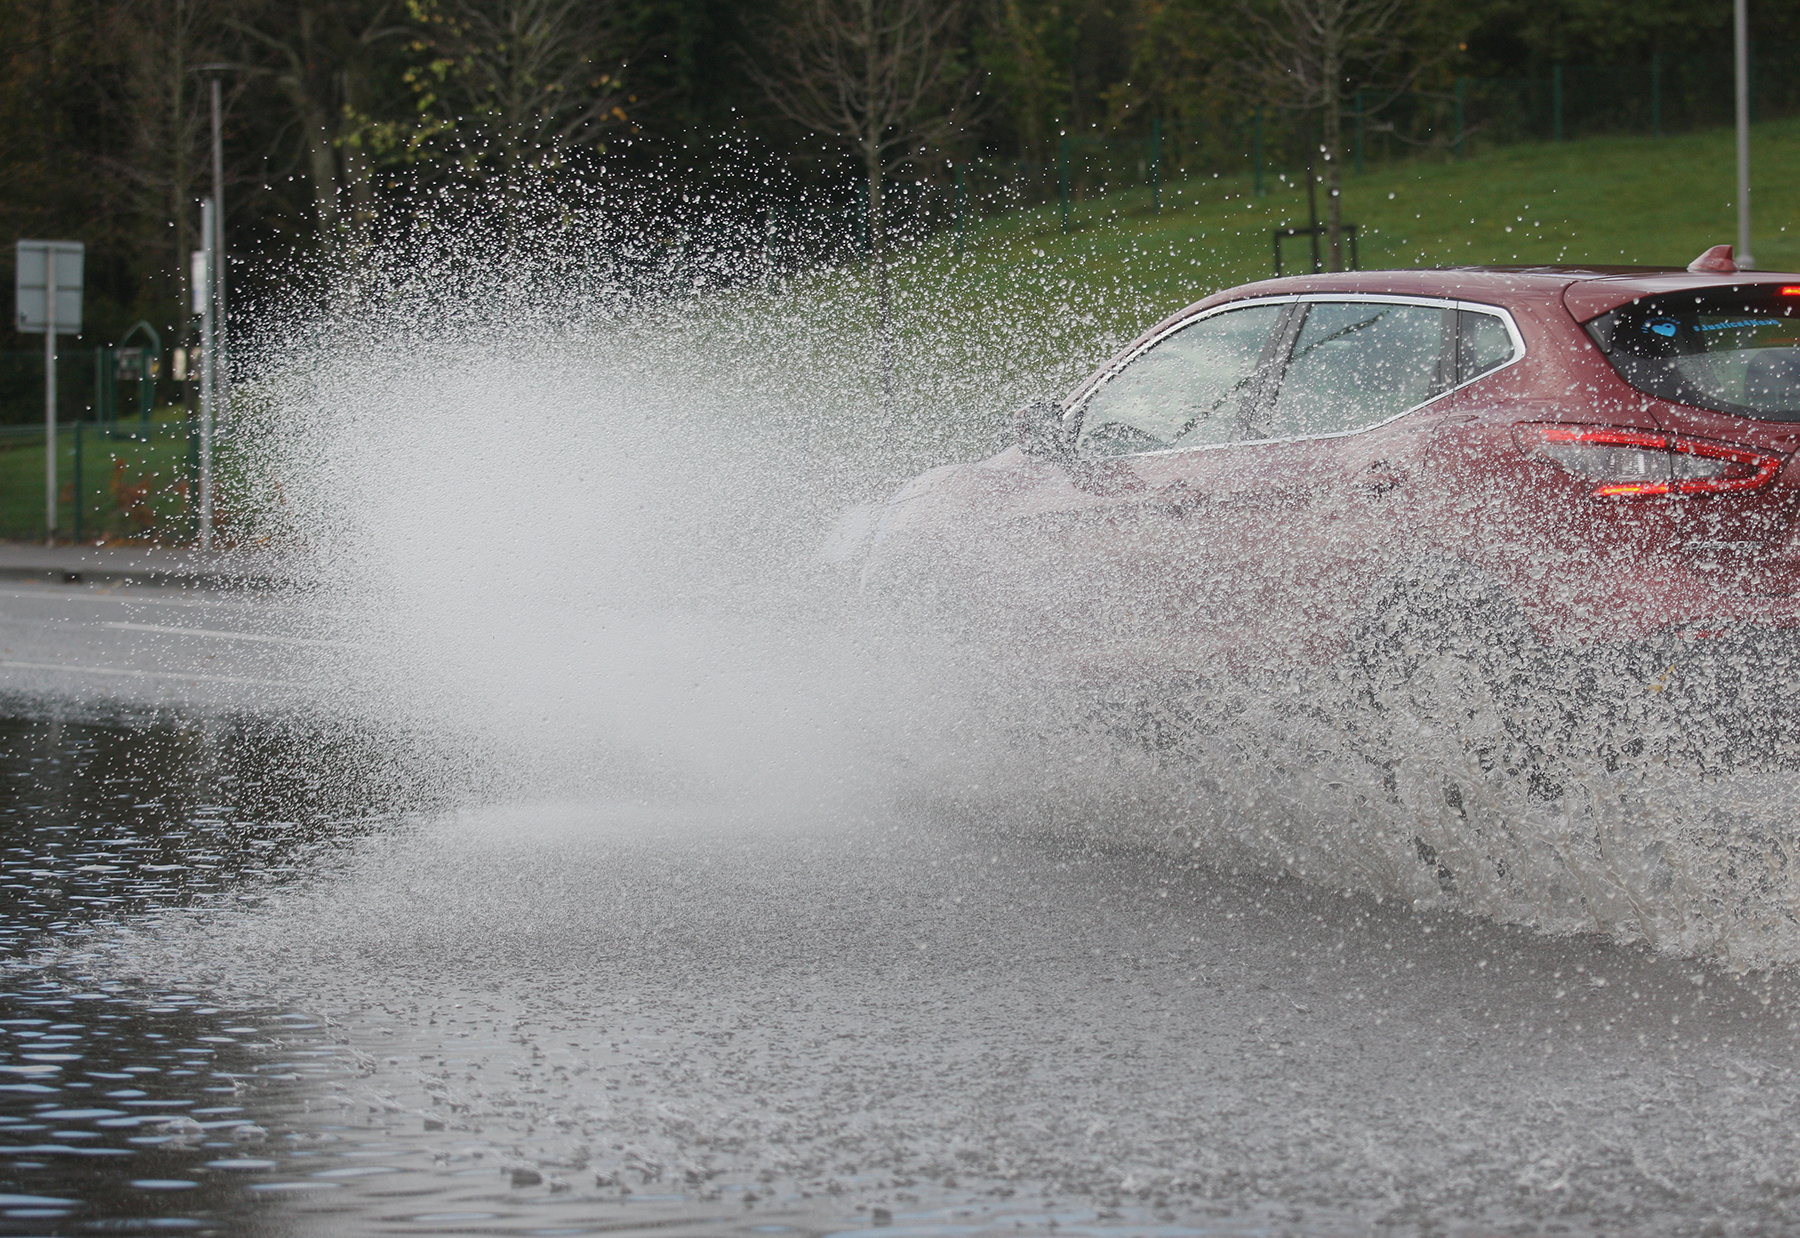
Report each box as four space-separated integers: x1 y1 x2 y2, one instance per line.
195 198 216 553
190 64 232 551
197 65 230 409
1735 0 1755 268
210 74 227 403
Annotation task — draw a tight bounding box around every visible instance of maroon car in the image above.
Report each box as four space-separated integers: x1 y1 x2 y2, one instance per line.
861 252 1800 773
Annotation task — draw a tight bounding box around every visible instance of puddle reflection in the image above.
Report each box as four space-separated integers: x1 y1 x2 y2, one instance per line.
0 708 393 1236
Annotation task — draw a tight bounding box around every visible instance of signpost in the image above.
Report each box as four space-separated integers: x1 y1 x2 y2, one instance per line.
15 240 84 542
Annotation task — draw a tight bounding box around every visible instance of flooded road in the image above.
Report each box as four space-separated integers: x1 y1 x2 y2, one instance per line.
0 575 1796 1236
0 704 365 1236
116 801 1800 1238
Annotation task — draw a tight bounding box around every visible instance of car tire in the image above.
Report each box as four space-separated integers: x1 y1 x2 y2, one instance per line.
1338 559 1580 906
1343 558 1563 799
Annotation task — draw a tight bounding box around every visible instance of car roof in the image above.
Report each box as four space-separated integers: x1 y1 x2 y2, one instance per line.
1191 265 1800 322
1559 270 1800 320
1198 266 1646 309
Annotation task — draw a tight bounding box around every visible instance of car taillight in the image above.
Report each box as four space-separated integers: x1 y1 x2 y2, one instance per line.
1514 424 1786 497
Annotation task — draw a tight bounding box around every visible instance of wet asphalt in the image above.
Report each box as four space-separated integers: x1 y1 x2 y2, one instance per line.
146 799 1800 1238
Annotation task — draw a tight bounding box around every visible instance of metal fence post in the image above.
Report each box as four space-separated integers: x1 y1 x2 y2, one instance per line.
1552 65 1564 142
72 421 82 544
187 415 200 543
1059 135 1070 232
1455 80 1466 160
1651 52 1662 138
1305 149 1321 273
1253 108 1264 197
954 163 966 258
1150 117 1162 214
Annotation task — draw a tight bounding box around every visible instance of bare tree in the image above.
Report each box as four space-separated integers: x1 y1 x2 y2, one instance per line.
99 0 230 325
753 0 975 421
230 0 409 235
410 0 631 179
1240 0 1415 271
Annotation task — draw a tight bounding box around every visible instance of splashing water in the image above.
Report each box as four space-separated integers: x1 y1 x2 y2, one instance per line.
226 188 1151 814
215 184 1800 970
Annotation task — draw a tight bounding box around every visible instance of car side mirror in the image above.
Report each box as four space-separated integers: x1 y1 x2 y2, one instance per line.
1014 399 1073 462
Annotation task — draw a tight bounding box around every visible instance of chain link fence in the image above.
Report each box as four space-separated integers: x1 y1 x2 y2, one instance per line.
0 348 171 428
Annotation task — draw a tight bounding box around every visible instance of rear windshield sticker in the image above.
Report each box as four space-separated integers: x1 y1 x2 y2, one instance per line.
1699 318 1778 332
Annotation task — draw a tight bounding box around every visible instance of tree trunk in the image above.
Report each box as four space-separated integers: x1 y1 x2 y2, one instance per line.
1321 17 1344 272
170 0 190 307
268 7 341 234
340 69 376 235
855 0 896 428
292 93 341 233
867 141 895 428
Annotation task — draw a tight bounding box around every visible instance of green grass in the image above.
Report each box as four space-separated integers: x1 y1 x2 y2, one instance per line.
915 116 1800 330
0 426 198 542
20 125 1782 531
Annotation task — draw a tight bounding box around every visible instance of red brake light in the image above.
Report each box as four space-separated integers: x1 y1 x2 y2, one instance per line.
1514 424 1786 497
1783 286 1800 297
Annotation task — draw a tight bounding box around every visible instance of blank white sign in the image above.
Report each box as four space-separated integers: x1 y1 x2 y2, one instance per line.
15 240 84 334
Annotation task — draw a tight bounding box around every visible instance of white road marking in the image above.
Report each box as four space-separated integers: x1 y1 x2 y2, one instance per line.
0 661 305 690
0 586 259 610
0 586 360 618
99 622 359 650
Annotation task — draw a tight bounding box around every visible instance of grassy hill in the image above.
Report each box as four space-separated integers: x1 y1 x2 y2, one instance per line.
925 116 1800 318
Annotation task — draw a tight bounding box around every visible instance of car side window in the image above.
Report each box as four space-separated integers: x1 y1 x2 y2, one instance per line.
1077 304 1283 457
1458 309 1516 382
1253 301 1451 440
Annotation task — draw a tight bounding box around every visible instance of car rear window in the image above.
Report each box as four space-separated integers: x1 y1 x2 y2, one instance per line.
1585 287 1800 420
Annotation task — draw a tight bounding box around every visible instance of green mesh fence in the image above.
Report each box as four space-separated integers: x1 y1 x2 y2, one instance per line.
0 350 170 429
0 421 257 544
894 43 1800 237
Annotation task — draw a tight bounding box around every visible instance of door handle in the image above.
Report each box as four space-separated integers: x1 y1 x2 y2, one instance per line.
1157 480 1206 515
1363 459 1404 494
